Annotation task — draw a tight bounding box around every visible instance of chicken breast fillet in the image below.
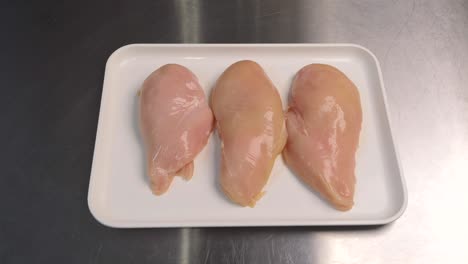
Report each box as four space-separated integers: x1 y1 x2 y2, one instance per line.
211 60 287 207
139 64 213 195
283 64 362 211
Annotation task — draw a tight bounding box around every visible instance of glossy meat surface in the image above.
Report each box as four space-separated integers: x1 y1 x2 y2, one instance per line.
211 60 287 207
139 64 213 195
283 64 362 211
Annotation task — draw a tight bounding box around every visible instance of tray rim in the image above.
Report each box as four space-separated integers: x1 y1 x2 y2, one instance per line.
88 43 408 228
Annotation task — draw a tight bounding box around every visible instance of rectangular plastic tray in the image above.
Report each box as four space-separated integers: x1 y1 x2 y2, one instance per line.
88 44 407 228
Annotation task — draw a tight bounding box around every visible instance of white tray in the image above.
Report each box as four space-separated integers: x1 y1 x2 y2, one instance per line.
88 44 407 228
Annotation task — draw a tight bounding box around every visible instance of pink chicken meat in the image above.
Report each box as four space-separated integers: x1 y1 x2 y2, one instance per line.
283 64 362 211
211 60 287 207
139 64 213 195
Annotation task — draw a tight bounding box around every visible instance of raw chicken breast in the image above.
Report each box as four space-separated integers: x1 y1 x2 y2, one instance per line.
139 64 213 195
283 64 362 211
211 60 287 207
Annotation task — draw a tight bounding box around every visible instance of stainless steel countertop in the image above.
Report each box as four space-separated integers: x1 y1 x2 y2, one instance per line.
2 0 467 263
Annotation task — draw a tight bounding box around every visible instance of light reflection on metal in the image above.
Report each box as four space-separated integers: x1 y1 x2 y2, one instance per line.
174 0 203 43
179 228 190 264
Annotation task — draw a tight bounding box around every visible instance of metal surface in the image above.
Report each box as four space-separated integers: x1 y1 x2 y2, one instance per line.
1 0 467 263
